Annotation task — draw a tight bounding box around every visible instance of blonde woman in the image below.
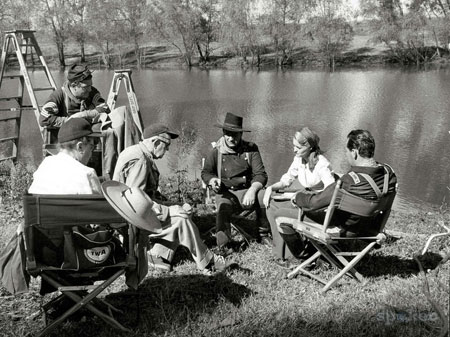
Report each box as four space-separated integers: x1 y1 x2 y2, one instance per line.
263 127 335 267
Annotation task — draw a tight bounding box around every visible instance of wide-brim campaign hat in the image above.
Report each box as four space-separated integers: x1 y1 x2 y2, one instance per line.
101 181 162 234
214 112 251 132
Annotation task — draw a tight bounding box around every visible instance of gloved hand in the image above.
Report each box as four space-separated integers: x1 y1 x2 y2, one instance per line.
95 103 110 114
209 178 222 193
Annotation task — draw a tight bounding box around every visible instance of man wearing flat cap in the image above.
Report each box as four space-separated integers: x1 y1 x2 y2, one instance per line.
113 123 230 273
29 118 103 195
201 112 268 250
40 63 139 180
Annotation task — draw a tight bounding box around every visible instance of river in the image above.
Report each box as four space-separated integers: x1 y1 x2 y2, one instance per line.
3 67 450 211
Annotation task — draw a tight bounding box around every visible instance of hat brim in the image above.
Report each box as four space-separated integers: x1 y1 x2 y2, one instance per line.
167 131 179 139
101 181 162 234
213 123 251 132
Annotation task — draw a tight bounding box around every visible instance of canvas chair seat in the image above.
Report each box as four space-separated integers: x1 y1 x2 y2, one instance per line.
23 193 140 336
276 175 397 293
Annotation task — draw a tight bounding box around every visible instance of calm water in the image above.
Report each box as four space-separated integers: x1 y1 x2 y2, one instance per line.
3 68 450 211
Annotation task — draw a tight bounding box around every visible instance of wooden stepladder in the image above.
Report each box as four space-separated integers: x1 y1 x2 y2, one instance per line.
0 30 57 162
106 69 143 137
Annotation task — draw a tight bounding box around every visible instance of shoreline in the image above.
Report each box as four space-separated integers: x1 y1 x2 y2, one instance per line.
27 39 450 72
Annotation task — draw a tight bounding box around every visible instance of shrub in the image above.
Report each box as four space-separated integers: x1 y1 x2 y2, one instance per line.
0 161 34 204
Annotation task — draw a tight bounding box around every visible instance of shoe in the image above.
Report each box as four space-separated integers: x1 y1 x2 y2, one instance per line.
203 254 234 275
260 236 273 248
148 254 172 271
216 230 230 248
212 245 234 257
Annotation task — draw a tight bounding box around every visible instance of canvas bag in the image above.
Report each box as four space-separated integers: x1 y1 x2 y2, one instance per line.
61 226 124 270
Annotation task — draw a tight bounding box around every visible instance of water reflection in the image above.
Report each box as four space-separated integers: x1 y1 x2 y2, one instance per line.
3 68 449 210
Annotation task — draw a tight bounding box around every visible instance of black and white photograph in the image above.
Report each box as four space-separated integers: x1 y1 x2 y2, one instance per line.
0 0 449 336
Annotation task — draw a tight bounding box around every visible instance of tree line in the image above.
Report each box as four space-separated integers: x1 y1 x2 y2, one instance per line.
0 0 449 69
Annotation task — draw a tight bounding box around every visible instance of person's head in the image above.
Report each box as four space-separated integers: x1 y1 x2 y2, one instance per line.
293 127 321 160
58 118 103 165
142 123 179 159
67 63 93 100
214 112 250 149
346 129 375 165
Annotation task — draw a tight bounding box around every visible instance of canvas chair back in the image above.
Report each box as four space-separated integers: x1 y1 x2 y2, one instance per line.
22 193 136 335
321 165 397 236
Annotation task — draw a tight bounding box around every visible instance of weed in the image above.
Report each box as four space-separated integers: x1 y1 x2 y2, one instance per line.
0 161 35 205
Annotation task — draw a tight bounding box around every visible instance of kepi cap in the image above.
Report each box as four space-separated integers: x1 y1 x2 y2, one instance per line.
67 63 92 83
143 123 179 140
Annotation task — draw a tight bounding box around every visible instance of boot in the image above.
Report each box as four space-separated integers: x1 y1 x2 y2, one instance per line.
279 232 308 260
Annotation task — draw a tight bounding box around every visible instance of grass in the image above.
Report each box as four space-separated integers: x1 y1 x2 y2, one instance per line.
0 164 449 337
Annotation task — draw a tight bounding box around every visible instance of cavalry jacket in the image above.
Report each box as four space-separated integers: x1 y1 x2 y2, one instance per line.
295 163 397 235
39 82 105 127
201 140 268 191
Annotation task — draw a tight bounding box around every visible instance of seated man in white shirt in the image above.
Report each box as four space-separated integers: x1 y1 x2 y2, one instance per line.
29 118 103 195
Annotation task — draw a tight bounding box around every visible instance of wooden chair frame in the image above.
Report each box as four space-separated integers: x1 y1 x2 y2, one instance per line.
276 180 397 293
23 194 138 336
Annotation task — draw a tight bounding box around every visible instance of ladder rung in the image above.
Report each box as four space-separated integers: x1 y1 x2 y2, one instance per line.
26 65 45 69
20 44 35 47
0 156 17 162
0 114 20 120
2 74 23 79
0 136 19 143
0 96 21 101
33 87 54 92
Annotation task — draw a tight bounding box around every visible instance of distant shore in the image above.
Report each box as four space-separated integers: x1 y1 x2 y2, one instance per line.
32 34 450 72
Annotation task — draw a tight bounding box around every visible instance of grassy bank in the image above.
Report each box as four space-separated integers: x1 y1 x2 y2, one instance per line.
0 163 449 337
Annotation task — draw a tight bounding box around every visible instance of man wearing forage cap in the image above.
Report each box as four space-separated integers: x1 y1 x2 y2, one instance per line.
113 123 232 274
40 63 140 180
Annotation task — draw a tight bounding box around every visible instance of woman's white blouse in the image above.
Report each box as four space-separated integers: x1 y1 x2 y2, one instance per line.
280 154 334 190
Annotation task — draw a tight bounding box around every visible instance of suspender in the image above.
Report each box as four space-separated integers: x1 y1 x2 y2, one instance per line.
217 151 222 180
359 165 390 198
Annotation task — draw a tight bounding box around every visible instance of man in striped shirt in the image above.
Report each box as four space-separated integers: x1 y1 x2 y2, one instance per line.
40 63 119 180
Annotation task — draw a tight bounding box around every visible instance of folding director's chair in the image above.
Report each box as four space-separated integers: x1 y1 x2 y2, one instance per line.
23 194 138 336
276 179 396 293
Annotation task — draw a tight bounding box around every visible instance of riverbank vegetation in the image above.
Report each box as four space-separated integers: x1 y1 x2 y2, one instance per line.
1 0 450 70
0 161 449 336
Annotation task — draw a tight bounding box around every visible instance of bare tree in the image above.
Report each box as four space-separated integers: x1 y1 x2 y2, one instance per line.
196 0 220 64
148 0 204 67
111 0 148 67
84 0 119 68
220 0 264 66
35 0 73 67
307 0 354 70
67 0 88 62
361 0 437 64
263 0 312 66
